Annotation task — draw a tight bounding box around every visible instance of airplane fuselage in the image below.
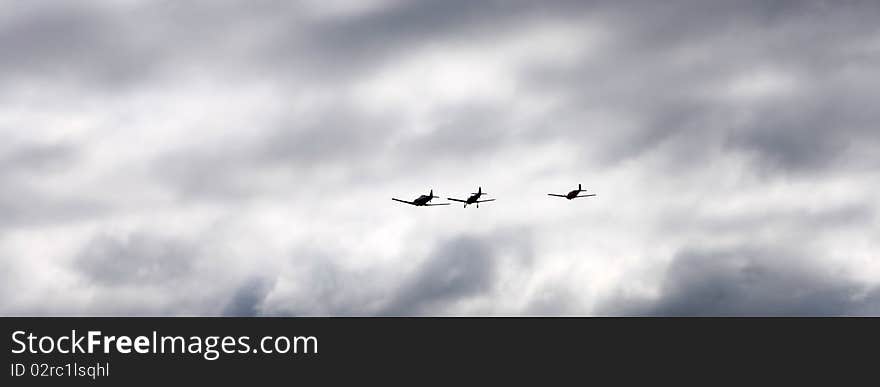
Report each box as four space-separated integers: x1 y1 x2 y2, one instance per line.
413 195 432 205
465 193 482 204
566 190 580 199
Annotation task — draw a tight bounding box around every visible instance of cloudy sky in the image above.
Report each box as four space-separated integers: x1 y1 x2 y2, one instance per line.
1 0 879 316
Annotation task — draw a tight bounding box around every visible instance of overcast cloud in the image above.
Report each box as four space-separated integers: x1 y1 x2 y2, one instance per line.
1 0 878 316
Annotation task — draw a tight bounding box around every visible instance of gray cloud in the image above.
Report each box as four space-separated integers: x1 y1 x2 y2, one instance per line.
265 0 591 83
266 250 378 317
0 249 15 307
524 285 580 316
381 236 497 315
251 230 538 316
724 87 880 174
149 102 395 200
0 141 78 173
151 100 522 200
0 141 105 229
259 234 513 316
603 246 880 316
222 277 274 317
0 0 581 89
0 2 164 89
520 1 880 173
60 230 272 316
75 232 199 286
0 188 104 230
659 202 875 236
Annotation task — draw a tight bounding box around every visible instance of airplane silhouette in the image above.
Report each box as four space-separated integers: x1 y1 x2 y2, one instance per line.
548 184 596 200
447 186 495 208
392 189 450 206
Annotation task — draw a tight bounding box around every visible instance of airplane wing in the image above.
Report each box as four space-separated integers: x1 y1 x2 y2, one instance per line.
425 203 450 206
392 198 416 205
547 194 567 198
575 194 597 198
476 199 496 203
446 198 468 203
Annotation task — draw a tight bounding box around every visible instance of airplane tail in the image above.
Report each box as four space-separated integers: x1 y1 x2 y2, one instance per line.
472 186 484 196
578 183 582 191
430 189 438 198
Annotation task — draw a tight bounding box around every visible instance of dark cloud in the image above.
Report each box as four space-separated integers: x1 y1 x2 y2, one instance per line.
603 246 880 316
519 0 880 173
265 236 500 316
524 285 580 316
261 247 392 317
222 277 274 317
261 230 535 316
724 85 880 174
74 232 199 286
381 236 497 315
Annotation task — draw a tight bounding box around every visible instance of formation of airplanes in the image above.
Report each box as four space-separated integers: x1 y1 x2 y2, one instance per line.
392 184 595 208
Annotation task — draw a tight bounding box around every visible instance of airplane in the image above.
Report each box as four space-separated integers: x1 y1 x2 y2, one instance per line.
392 189 450 206
447 186 496 208
548 184 596 200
